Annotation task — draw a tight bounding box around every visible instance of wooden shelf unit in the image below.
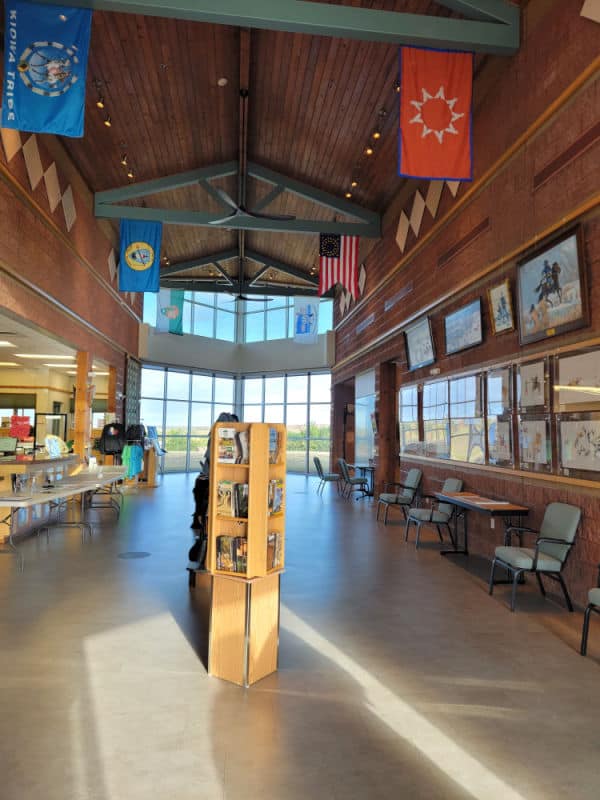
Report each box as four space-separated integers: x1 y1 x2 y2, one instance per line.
207 421 286 687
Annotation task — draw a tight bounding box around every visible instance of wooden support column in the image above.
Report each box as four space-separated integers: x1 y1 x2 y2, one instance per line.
74 351 91 459
107 366 117 415
374 362 397 497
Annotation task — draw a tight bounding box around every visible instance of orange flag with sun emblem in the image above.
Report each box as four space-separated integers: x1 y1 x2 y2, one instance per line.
398 47 473 181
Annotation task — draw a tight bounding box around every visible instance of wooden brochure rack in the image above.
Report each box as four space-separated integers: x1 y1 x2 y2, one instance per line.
207 422 286 687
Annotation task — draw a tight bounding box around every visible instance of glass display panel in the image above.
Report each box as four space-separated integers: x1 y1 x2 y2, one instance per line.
487 415 513 467
450 419 485 463
487 367 512 415
450 375 482 418
556 349 600 412
558 412 600 479
516 359 548 411
518 415 552 473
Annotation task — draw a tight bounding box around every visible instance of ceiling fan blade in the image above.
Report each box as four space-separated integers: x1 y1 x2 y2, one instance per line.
209 209 239 225
214 187 240 212
246 210 296 222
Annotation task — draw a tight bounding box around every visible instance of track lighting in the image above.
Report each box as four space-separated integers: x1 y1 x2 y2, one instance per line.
103 115 112 127
120 154 128 166
364 145 374 156
345 191 352 199
350 179 358 188
96 96 105 109
127 168 135 179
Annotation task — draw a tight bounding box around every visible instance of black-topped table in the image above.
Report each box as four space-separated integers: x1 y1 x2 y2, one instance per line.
434 491 529 557
353 463 375 498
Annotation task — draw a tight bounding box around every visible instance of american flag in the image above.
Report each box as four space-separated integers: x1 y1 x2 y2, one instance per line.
318 234 359 299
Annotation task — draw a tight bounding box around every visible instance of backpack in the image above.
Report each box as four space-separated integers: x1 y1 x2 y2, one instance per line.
99 422 126 454
125 423 146 442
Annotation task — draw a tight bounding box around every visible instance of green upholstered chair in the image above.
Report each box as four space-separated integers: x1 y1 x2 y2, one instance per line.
338 458 369 499
376 468 422 524
488 501 581 612
580 565 600 656
313 456 341 495
404 477 463 548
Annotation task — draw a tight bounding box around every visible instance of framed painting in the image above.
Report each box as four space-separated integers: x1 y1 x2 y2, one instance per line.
487 279 514 335
516 359 549 412
444 298 483 356
405 317 435 371
516 225 588 345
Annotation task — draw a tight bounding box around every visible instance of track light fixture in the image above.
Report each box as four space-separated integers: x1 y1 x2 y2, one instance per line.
120 153 128 166
96 96 105 109
127 167 135 179
103 115 112 127
345 191 352 199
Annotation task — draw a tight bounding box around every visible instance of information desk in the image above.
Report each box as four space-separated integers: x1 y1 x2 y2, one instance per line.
0 467 125 571
434 491 529 557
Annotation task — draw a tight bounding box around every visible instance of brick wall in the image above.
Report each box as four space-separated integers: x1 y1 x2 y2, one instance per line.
331 1 600 606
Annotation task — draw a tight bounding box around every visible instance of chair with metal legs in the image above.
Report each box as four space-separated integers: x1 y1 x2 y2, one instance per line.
580 564 600 656
313 456 341 495
376 468 422 524
404 477 463 548
338 458 369 499
488 502 581 612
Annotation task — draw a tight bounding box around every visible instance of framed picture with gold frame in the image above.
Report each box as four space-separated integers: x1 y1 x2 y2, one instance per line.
487 279 514 335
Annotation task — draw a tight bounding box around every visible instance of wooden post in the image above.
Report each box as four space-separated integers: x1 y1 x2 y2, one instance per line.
74 351 91 459
107 366 117 414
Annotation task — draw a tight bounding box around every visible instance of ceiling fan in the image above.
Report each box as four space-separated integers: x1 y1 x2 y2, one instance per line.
209 188 296 226
224 289 272 303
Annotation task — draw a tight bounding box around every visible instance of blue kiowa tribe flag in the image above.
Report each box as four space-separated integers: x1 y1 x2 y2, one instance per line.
119 219 162 293
1 2 92 137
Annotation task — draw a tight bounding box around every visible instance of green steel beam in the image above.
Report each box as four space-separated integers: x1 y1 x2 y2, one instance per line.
253 185 285 213
94 202 380 236
438 1 519 26
94 161 238 205
160 279 317 297
199 179 232 212
37 0 519 54
246 249 318 286
248 162 380 226
159 249 238 277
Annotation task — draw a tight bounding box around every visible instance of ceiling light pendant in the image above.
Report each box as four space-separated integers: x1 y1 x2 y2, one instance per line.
103 115 112 127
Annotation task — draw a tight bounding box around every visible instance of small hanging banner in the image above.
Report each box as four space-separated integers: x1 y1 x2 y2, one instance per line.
156 288 184 334
293 297 319 344
398 46 473 181
1 2 92 137
118 219 162 293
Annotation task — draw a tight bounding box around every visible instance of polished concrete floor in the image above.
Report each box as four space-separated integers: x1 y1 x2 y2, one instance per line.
0 474 599 800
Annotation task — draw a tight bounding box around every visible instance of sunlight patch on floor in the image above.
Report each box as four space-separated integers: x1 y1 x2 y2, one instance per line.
281 605 527 800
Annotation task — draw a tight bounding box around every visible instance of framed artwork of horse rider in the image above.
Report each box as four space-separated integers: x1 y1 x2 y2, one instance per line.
516 225 588 346
487 278 514 335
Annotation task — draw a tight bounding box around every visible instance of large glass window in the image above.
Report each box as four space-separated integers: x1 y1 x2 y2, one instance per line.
423 380 450 458
450 375 484 463
399 385 420 454
140 366 235 472
241 372 331 473
243 298 333 343
144 292 235 342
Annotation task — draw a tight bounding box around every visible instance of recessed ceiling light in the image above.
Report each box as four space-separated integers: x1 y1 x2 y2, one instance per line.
45 363 78 368
0 341 15 347
0 362 19 366
16 354 75 359
217 77 228 87
92 372 109 376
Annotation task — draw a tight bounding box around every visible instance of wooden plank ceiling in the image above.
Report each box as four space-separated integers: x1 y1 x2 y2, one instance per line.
59 1 471 292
